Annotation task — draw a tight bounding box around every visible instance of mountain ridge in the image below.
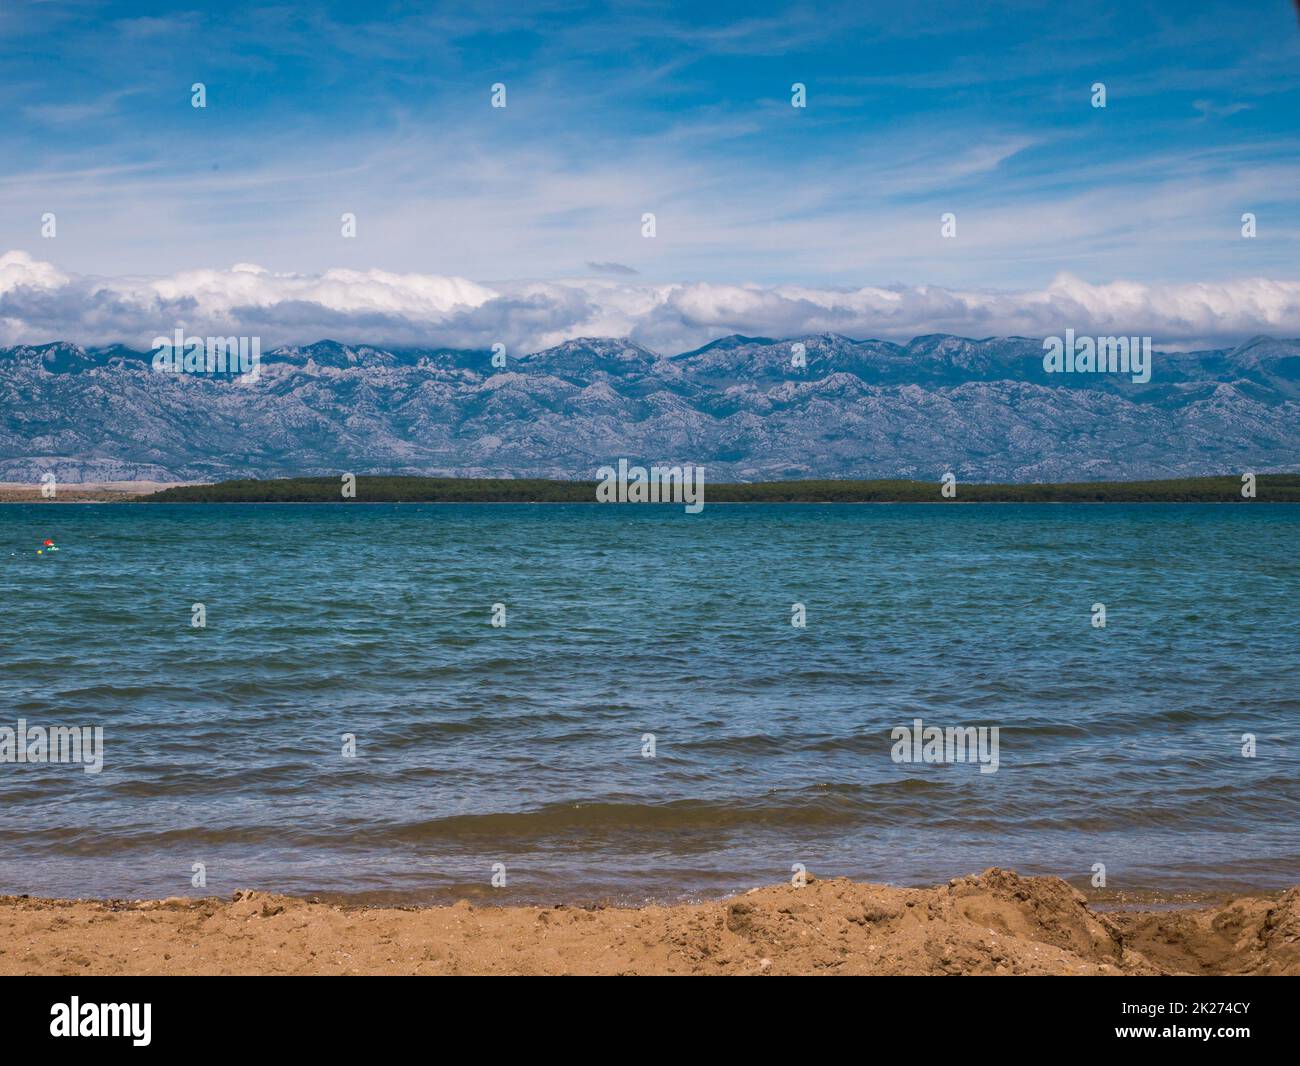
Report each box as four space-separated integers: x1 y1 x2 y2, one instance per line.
3 334 1298 484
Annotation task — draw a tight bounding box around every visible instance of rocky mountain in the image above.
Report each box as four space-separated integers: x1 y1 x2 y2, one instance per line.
1 334 1298 483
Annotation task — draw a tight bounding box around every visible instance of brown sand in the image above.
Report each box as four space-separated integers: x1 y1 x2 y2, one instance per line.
2 869 1296 976
0 481 187 502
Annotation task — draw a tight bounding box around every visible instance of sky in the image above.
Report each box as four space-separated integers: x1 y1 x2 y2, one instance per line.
1 0 1299 351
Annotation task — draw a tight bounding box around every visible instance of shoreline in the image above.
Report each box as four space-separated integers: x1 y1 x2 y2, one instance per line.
3 474 1300 504
0 481 189 503
9 499 1300 506
4 868 1296 975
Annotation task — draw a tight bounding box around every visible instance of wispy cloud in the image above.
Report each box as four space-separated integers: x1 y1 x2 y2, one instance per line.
586 261 640 276
1192 99 1253 120
0 0 1296 299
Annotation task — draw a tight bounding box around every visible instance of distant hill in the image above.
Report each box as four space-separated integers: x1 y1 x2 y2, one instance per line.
3 333 1299 484
138 475 1300 503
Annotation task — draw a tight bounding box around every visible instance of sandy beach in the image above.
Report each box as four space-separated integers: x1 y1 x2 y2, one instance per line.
2 869 1295 976
0 481 185 502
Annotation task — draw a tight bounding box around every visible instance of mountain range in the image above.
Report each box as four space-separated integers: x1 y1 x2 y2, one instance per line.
2 334 1298 483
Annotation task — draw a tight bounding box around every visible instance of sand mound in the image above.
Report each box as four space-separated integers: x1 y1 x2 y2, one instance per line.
1 870 1295 976
1109 885 1300 976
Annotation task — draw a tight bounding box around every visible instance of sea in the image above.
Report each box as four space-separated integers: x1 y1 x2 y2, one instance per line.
1 502 1296 904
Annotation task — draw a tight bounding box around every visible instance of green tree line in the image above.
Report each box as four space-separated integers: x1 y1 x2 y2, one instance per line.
137 474 1300 503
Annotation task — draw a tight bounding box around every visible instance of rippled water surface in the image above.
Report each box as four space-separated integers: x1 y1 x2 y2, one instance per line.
1 502 1297 903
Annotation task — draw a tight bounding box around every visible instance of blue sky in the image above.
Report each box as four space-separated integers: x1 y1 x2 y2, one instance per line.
1 0 1298 349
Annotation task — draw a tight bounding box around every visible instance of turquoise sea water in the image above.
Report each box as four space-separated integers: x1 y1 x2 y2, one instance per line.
0 502 1297 904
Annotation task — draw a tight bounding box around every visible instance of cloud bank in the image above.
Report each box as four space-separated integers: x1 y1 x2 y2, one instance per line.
2 250 1298 354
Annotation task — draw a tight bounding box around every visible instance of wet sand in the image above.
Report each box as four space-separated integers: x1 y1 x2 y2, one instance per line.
2 869 1295 976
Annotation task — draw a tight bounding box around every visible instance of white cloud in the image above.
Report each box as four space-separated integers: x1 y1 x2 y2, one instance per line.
1 250 1298 353
0 249 69 292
